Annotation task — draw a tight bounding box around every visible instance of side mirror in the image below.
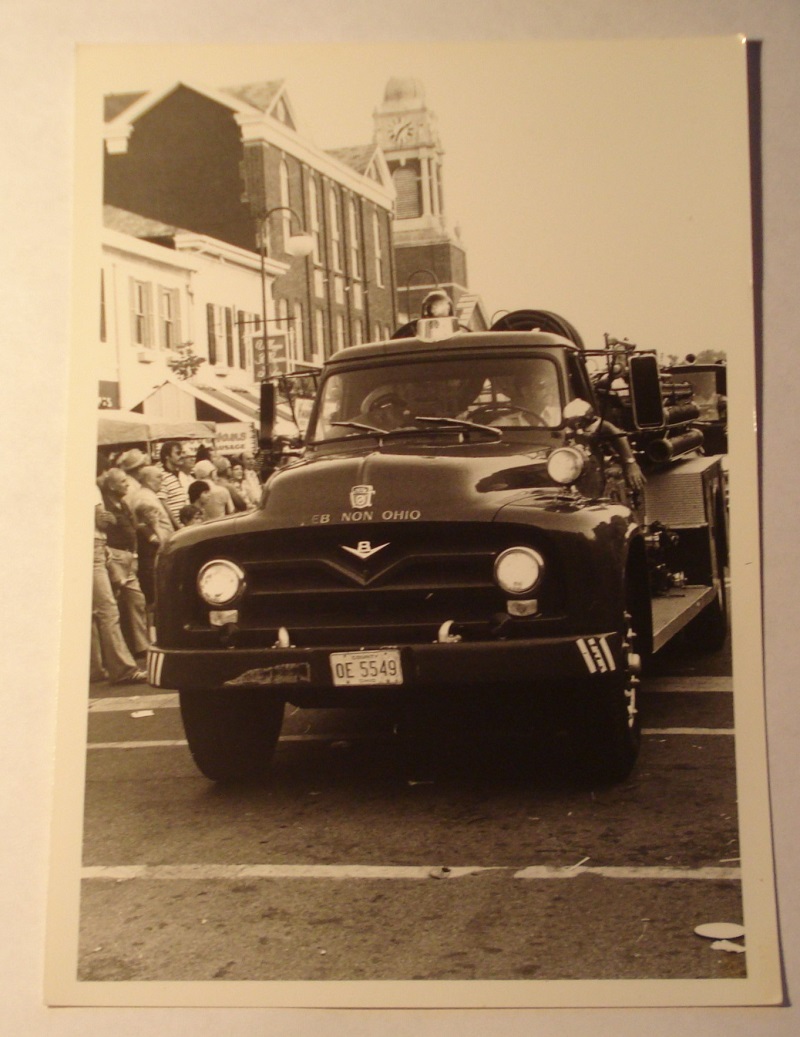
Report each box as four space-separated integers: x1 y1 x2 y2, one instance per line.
628 354 666 429
563 398 596 430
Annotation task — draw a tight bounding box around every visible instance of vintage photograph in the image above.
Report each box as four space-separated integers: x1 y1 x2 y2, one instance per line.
46 37 779 1007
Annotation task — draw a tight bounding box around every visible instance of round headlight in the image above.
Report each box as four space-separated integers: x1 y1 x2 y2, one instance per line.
197 559 246 606
494 546 544 595
547 446 585 485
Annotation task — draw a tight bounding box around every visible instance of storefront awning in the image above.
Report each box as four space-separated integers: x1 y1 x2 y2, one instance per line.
133 377 304 438
97 409 216 446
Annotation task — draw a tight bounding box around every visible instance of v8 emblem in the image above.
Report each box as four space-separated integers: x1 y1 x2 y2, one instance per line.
340 540 389 560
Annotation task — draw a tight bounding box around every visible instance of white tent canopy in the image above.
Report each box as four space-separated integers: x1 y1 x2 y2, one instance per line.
97 409 216 447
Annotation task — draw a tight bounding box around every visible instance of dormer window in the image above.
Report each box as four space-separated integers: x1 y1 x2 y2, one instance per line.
272 95 295 129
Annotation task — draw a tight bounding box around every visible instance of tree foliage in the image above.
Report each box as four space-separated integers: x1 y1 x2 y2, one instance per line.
167 346 206 380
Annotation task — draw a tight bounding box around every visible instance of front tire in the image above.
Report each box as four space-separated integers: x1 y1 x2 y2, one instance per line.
580 672 641 784
576 601 644 784
179 689 285 782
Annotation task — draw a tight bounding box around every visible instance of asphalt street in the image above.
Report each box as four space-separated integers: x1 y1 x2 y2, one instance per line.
78 623 743 984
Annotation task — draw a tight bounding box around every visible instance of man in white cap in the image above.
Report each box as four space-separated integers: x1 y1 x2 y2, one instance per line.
192 459 235 519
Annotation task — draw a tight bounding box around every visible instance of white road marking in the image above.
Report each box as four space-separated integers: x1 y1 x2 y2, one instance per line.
89 693 178 712
89 740 188 750
513 865 741 881
82 864 491 881
81 863 741 882
642 728 733 736
644 676 732 693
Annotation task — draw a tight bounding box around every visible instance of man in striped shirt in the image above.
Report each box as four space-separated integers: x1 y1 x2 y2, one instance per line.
158 441 188 527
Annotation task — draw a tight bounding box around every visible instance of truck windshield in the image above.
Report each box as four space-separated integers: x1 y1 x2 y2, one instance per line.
308 355 563 442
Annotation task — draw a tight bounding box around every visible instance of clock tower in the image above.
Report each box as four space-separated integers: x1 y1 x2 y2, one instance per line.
374 77 470 323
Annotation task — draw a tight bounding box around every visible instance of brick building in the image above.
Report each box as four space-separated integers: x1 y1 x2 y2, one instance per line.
103 79 397 389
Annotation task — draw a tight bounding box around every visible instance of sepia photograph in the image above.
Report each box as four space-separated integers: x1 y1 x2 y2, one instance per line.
44 35 780 1008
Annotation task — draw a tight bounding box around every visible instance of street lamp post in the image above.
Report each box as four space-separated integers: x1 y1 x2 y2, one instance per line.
403 268 439 321
256 206 314 379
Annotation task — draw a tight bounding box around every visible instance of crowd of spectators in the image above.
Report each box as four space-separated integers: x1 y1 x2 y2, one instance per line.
91 439 264 684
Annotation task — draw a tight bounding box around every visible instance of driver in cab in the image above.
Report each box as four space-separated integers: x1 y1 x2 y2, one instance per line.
458 366 561 428
496 368 561 427
357 386 414 432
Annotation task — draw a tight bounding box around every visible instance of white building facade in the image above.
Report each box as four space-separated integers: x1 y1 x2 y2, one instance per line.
99 208 288 422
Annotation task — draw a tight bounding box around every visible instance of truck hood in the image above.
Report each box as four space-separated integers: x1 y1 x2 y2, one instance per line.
262 446 570 528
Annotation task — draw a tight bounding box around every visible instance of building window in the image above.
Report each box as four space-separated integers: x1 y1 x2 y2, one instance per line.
206 303 217 364
348 197 361 279
100 271 106 343
329 186 343 272
314 308 326 363
372 212 384 287
279 159 292 250
131 279 153 347
158 287 180 350
294 300 305 364
275 298 289 366
225 308 234 367
353 318 363 345
392 161 422 219
237 310 247 369
335 313 345 350
309 176 321 265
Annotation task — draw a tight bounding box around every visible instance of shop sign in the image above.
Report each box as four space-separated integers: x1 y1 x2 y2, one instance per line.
215 421 257 456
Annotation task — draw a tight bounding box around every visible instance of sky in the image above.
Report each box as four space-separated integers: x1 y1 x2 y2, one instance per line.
84 37 754 362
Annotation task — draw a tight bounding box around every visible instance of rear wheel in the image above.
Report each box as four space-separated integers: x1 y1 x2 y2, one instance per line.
684 489 728 651
179 689 285 782
684 577 728 651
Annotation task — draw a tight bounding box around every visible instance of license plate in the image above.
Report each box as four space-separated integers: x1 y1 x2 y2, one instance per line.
330 649 403 686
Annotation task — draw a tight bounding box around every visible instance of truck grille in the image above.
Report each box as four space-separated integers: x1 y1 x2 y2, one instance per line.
183 522 562 648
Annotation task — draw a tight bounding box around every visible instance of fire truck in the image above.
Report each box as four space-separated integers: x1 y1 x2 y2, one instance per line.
148 302 728 784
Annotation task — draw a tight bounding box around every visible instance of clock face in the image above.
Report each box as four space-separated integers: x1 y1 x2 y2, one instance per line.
388 117 414 144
